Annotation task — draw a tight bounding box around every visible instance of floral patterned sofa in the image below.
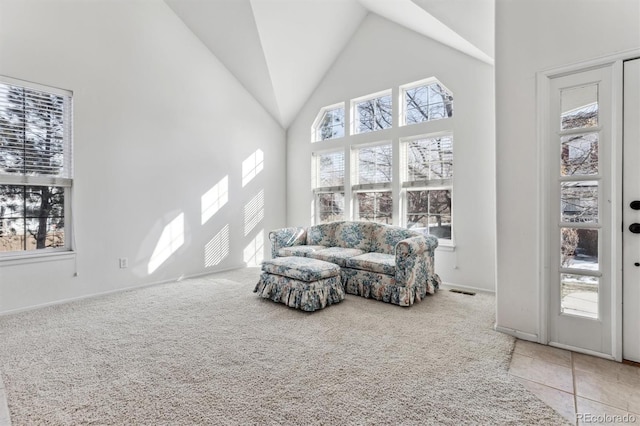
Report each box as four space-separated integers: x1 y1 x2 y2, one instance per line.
269 221 441 306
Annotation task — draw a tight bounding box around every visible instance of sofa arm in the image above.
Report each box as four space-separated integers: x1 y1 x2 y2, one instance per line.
268 227 307 258
395 235 440 294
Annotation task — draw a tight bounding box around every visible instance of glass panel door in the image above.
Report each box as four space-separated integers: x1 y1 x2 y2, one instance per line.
548 65 613 356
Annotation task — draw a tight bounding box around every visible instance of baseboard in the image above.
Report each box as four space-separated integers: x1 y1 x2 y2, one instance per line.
0 263 249 317
440 281 495 294
494 325 539 342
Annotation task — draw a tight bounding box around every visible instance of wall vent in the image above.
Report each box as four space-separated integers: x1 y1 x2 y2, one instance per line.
449 289 476 296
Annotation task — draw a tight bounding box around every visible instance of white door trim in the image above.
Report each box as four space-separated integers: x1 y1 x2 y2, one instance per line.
536 48 639 361
622 58 640 362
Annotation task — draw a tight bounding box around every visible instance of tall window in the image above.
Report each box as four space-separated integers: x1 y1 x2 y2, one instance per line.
0 77 73 254
353 144 392 224
558 82 600 318
312 104 344 142
352 91 392 134
310 77 454 236
403 135 453 240
313 151 345 223
401 78 453 125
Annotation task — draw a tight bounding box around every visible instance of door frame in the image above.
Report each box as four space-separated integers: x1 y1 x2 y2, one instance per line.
622 58 640 362
537 49 640 361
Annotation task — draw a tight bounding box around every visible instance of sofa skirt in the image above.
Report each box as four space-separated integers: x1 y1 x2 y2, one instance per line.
254 273 344 311
341 268 430 307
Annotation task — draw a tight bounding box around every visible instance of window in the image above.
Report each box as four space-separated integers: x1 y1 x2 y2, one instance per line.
352 91 392 134
312 104 345 142
317 192 345 223
310 77 454 238
313 150 345 223
401 78 453 126
353 143 392 224
0 77 73 255
403 135 453 240
557 82 601 318
354 191 392 224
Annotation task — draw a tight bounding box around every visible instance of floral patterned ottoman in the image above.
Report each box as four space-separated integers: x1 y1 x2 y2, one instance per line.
253 256 345 311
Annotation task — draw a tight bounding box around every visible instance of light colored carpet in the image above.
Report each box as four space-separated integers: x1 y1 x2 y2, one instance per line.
0 268 568 425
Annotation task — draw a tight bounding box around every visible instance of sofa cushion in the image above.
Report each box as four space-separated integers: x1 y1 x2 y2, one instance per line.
370 225 420 254
262 256 340 282
345 252 396 276
334 222 372 251
278 245 327 257
308 247 365 267
306 221 346 247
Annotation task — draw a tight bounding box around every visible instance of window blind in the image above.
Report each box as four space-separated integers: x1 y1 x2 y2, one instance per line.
0 79 73 185
317 151 345 189
354 144 392 190
405 136 453 185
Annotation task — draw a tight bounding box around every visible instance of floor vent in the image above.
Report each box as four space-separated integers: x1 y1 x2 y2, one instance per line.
449 289 476 296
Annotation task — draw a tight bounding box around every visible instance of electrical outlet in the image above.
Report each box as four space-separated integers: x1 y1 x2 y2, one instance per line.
119 258 128 269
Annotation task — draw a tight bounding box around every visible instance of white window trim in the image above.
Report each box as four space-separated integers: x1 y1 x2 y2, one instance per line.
352 188 394 224
310 78 455 235
400 132 454 246
350 89 393 135
0 75 75 259
312 148 346 191
312 148 347 224
350 140 393 191
314 190 346 225
399 77 453 127
311 102 345 143
402 186 455 248
350 141 394 224
400 131 453 182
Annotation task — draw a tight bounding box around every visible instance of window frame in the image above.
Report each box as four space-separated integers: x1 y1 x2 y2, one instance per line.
312 148 346 224
401 132 454 246
0 75 74 260
351 141 393 191
351 141 393 224
352 189 393 225
309 77 455 245
399 77 453 127
350 89 393 135
311 102 345 143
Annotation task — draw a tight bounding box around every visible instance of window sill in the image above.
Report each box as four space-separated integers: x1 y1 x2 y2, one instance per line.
436 243 455 252
0 250 76 267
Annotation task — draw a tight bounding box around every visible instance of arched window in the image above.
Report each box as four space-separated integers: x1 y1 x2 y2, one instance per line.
311 103 345 142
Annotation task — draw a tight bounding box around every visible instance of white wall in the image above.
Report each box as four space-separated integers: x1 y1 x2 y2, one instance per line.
495 0 640 336
287 14 496 291
0 0 286 314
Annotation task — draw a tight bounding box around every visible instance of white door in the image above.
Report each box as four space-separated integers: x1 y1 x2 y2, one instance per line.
623 58 640 363
548 65 614 356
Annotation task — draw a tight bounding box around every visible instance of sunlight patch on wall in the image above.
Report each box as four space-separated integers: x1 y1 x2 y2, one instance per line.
243 230 264 266
244 189 264 236
201 175 228 225
148 213 184 274
242 149 264 187
205 224 230 267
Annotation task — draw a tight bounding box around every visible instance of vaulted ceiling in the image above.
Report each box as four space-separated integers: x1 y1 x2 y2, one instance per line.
164 0 494 128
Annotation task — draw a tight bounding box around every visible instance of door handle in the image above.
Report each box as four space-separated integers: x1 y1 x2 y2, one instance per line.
630 223 640 233
631 201 640 210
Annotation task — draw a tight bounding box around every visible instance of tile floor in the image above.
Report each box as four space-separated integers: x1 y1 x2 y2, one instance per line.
509 339 640 425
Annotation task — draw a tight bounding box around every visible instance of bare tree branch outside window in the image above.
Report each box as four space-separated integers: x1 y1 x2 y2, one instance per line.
355 95 392 134
404 82 453 125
